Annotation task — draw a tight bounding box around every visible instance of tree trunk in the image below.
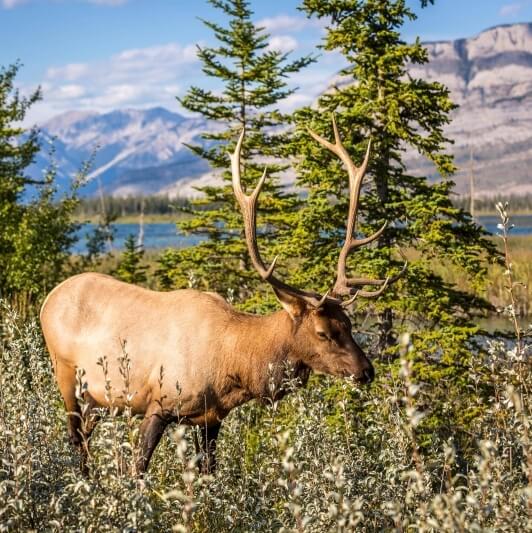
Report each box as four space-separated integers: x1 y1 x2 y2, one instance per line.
375 143 395 355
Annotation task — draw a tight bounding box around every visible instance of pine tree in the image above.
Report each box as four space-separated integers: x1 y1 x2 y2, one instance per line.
0 63 83 310
290 0 498 449
0 64 41 295
114 235 148 285
156 0 315 310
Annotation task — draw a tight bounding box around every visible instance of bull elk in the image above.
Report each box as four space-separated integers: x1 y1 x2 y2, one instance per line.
40 118 403 475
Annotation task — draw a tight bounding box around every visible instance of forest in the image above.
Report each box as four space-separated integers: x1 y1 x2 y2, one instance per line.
0 0 530 531
73 193 532 221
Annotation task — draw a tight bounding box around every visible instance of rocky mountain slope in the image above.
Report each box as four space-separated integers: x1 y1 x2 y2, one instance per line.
33 22 531 197
34 107 214 197
407 22 532 194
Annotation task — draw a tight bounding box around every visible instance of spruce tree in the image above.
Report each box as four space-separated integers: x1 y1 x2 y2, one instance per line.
156 0 314 310
114 235 148 285
290 1 498 449
0 63 82 309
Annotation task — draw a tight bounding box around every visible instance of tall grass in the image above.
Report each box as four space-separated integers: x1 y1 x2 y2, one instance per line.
0 304 529 531
414 235 532 322
486 235 532 318
0 207 530 531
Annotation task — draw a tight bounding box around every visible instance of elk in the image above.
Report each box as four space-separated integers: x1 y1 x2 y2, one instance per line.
40 118 402 475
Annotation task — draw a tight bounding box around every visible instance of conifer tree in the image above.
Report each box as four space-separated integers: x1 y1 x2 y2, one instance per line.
0 63 82 308
114 235 148 285
290 0 498 447
156 0 314 310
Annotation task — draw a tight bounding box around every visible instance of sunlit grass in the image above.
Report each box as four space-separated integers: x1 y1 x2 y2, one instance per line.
0 299 530 531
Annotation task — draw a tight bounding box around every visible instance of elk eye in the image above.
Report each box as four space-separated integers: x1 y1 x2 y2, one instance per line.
317 331 329 340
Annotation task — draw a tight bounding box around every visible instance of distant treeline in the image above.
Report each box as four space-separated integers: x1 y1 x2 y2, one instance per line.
454 193 532 213
76 192 532 219
75 195 190 218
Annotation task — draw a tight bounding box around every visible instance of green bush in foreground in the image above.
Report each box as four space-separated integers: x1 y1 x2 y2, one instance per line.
0 300 529 531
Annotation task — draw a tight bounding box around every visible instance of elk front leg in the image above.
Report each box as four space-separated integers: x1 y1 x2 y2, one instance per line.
194 423 221 474
136 409 168 476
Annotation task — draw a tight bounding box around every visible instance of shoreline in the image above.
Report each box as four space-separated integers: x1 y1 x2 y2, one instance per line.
76 211 532 225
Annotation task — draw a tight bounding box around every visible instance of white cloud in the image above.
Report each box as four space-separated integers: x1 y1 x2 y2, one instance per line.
2 0 128 8
28 41 201 122
2 0 28 8
90 84 145 107
267 35 298 53
22 20 341 125
55 84 86 99
499 2 524 16
276 92 314 113
46 63 89 81
45 42 198 86
114 42 197 65
258 14 311 33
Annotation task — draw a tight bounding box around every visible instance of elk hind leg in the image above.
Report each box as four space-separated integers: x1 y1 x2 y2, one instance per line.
56 362 97 475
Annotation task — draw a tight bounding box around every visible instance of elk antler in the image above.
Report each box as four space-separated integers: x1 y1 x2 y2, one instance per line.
230 129 326 308
307 116 406 307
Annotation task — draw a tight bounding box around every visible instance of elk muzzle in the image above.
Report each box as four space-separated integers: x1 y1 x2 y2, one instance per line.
341 345 374 384
349 357 374 384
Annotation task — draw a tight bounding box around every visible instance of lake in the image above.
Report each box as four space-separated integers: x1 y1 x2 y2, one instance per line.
72 222 202 254
72 215 532 254
478 214 532 236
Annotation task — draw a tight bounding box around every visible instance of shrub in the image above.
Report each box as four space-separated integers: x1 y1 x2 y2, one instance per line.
0 298 529 531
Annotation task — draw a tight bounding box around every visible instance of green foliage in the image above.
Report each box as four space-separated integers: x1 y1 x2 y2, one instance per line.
156 0 314 310
81 209 117 270
75 194 190 219
0 64 83 307
289 0 501 449
114 235 148 285
0 304 529 531
293 1 497 339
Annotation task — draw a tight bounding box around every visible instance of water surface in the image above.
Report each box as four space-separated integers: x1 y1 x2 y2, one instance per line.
73 214 532 253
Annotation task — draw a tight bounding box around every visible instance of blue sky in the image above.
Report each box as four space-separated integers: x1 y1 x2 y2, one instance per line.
1 0 531 124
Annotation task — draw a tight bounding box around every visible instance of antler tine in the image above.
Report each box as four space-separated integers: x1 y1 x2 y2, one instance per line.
340 259 408 308
308 116 407 305
340 277 390 308
308 116 383 294
230 129 275 280
230 128 324 307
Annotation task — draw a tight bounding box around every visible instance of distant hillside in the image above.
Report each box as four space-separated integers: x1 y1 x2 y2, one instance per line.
32 22 532 197
34 107 216 197
407 22 532 195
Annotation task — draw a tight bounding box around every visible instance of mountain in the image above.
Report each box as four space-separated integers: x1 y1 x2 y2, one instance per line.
407 22 532 195
34 107 215 197
33 22 532 197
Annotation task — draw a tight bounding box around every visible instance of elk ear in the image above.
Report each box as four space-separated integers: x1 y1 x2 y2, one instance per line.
273 288 307 321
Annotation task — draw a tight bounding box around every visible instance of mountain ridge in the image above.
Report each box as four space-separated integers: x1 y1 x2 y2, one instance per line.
32 21 532 197
406 21 532 194
35 106 214 196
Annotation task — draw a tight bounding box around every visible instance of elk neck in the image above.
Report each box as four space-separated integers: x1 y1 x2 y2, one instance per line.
223 308 309 401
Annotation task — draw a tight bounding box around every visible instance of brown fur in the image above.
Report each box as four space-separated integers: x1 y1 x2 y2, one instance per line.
40 272 373 474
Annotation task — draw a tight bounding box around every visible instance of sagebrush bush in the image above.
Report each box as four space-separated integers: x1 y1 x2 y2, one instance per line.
0 298 530 532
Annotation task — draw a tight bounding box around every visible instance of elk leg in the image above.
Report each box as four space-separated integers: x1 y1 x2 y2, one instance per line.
77 396 100 476
194 423 221 474
64 396 91 475
56 362 95 475
136 411 168 476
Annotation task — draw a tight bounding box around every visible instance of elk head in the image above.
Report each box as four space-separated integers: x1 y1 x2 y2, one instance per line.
230 117 405 384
